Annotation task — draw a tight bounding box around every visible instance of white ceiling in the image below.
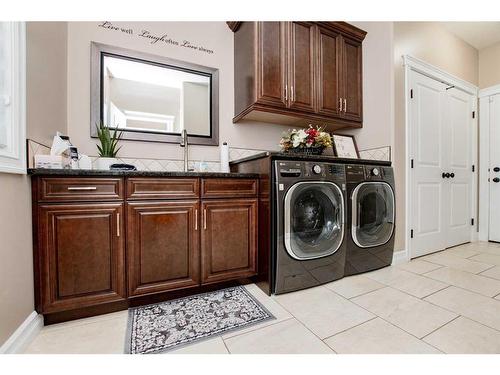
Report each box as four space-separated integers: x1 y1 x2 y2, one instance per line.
440 22 500 50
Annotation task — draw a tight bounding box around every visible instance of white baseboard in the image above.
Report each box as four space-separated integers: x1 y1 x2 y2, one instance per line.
0 311 43 354
392 249 409 265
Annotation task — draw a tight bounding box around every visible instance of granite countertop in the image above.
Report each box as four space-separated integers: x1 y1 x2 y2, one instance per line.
229 151 392 166
27 168 259 179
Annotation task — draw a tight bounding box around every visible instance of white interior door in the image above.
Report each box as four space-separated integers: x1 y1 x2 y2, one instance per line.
446 88 473 248
410 71 448 257
409 71 474 258
489 94 500 242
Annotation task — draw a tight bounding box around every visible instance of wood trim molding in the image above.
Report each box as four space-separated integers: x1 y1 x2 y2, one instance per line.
0 311 43 353
226 21 242 32
228 21 366 42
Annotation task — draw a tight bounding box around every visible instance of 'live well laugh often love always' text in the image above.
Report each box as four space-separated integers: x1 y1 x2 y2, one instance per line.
98 21 214 55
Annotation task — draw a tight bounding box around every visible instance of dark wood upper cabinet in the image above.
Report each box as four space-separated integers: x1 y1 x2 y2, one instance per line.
256 22 287 108
127 201 200 296
341 36 363 122
37 203 126 313
316 25 342 117
201 198 258 285
288 22 316 112
230 21 366 129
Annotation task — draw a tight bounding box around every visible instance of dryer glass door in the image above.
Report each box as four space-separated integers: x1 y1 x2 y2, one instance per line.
284 182 344 260
352 182 395 248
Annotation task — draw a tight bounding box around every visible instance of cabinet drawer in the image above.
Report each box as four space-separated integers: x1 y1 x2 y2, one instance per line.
126 178 199 200
201 178 258 198
38 178 124 202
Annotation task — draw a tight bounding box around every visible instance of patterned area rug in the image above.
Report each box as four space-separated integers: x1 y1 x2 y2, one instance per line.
125 286 275 354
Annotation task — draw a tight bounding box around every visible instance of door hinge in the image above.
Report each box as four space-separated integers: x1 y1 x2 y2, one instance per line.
472 165 475 172
410 229 414 239
410 89 413 99
411 159 414 169
471 218 475 226
472 111 475 119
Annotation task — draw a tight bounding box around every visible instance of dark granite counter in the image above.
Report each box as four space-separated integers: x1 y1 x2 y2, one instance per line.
27 168 259 179
229 151 392 166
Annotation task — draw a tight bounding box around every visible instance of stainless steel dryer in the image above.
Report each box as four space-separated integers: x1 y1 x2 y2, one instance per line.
344 164 395 276
273 160 347 294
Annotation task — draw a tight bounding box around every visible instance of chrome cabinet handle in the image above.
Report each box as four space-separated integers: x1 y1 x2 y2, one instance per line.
116 213 120 237
285 85 288 101
195 209 198 231
339 97 343 112
203 209 207 230
67 186 97 191
291 85 294 101
344 99 347 112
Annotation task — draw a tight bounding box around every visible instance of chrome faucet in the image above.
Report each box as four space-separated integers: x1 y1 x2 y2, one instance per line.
180 129 191 172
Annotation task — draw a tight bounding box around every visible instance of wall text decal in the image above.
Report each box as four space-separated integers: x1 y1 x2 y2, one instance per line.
97 21 214 54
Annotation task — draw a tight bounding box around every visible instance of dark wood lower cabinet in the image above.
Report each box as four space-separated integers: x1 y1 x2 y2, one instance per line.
201 198 258 285
127 201 200 296
32 175 259 323
37 203 126 313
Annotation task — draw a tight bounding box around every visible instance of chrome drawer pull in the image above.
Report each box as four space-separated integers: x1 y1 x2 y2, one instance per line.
195 209 198 231
67 186 97 191
203 209 207 230
344 98 347 112
117 213 120 237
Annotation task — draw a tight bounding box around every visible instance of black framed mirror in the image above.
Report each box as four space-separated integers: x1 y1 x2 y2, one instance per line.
90 42 219 145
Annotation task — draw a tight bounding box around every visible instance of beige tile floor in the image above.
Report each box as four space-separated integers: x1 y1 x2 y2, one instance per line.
24 241 500 354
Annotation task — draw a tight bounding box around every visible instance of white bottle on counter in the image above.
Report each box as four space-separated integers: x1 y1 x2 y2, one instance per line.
220 142 230 173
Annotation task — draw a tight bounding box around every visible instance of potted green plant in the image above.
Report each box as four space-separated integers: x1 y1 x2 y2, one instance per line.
95 122 123 170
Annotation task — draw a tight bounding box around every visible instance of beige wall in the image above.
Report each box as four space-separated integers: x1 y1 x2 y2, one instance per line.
0 174 34 346
341 22 394 152
479 41 500 88
0 22 68 347
66 22 291 162
26 22 68 144
393 22 479 252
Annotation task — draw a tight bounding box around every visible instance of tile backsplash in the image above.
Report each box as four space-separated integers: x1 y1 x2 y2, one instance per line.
27 140 391 171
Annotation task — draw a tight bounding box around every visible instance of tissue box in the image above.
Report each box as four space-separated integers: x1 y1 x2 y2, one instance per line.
35 155 70 169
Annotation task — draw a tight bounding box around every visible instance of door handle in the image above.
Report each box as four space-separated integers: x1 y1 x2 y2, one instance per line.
442 172 451 178
494 167 500 172
450 173 455 178
493 177 500 183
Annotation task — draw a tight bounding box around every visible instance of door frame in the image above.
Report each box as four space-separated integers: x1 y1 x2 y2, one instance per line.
478 84 500 241
403 55 479 260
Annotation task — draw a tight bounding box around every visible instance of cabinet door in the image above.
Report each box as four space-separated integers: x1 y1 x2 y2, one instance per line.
38 203 125 313
341 36 363 122
256 22 287 107
127 201 200 296
201 199 258 285
288 22 316 112
317 26 342 117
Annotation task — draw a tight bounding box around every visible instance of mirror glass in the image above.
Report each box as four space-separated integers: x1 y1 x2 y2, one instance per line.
102 55 211 137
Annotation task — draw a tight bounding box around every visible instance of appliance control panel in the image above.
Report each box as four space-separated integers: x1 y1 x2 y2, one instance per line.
276 161 345 180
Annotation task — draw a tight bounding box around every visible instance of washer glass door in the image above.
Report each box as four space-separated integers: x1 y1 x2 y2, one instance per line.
352 182 395 248
284 182 344 260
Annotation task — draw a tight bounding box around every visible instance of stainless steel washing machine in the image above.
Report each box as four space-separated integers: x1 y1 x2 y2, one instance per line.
344 164 396 276
273 160 347 294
